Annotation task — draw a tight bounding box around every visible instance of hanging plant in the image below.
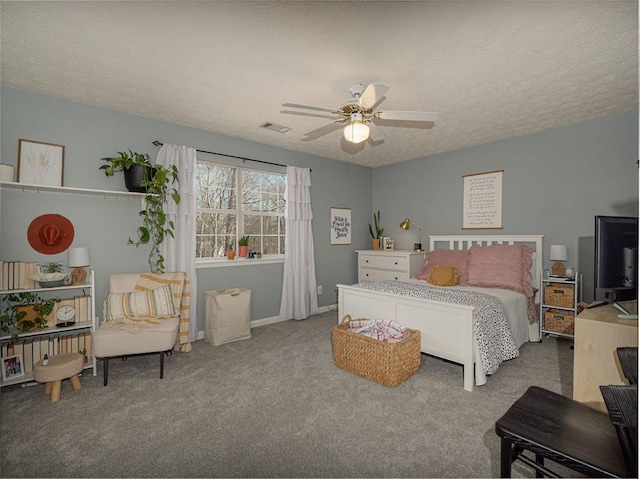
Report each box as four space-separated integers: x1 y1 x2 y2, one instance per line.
134 163 180 273
100 150 180 273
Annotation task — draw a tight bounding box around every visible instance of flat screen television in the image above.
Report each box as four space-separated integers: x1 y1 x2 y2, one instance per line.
594 215 638 306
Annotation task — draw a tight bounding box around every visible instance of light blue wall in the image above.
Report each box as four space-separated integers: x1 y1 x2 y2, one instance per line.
0 87 372 331
2 87 637 326
373 111 638 300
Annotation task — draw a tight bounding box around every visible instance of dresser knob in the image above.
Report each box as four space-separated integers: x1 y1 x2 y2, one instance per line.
394 262 398 265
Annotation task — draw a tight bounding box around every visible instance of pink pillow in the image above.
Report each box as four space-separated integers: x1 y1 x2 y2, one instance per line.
463 244 533 296
415 249 469 280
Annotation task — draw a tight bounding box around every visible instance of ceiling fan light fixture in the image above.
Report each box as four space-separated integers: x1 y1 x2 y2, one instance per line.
343 121 370 144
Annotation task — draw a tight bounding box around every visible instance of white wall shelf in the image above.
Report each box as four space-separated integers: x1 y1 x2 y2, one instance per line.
0 181 145 199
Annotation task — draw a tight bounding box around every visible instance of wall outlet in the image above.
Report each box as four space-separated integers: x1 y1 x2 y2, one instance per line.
317 285 323 295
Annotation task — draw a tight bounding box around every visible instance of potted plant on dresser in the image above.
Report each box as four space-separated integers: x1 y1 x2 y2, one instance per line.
100 149 180 273
369 211 384 250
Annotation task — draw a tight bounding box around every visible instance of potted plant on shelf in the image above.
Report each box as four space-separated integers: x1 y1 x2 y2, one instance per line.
226 244 236 260
101 149 180 273
100 150 155 193
369 211 384 250
1 292 60 343
238 236 249 257
31 261 70 288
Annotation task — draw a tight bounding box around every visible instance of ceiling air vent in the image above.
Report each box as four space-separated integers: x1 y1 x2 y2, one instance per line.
260 122 291 133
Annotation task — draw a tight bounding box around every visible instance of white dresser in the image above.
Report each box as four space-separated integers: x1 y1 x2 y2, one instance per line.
357 250 425 282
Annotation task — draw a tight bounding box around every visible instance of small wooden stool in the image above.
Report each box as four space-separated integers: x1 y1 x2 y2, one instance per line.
33 353 84 403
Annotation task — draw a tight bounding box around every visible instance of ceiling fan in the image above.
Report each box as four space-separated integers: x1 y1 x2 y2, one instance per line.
282 83 437 144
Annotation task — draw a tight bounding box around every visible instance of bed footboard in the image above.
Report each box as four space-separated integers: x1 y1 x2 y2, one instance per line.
337 284 476 391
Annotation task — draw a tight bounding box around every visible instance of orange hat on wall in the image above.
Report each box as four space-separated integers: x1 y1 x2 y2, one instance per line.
27 214 75 255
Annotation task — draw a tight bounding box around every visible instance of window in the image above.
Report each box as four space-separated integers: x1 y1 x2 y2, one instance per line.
196 161 286 259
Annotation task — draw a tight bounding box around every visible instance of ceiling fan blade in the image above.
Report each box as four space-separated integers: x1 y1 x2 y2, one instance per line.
301 121 345 141
282 102 336 114
358 83 390 109
376 110 438 122
367 122 385 142
281 110 337 120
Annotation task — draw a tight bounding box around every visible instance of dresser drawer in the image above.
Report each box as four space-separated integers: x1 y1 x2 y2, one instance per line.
359 254 407 271
360 269 410 281
356 250 425 283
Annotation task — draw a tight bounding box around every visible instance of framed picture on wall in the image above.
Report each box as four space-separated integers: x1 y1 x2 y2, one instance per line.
17 139 65 187
330 207 351 245
462 169 503 229
2 354 24 381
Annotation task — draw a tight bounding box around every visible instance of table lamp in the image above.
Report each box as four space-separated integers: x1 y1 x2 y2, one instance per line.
399 218 423 251
68 247 90 285
549 244 568 277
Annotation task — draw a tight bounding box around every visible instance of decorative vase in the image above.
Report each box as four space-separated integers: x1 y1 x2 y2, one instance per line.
372 238 380 251
238 245 249 257
124 165 155 193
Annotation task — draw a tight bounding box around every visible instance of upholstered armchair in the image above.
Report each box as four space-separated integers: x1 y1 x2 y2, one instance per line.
92 272 191 385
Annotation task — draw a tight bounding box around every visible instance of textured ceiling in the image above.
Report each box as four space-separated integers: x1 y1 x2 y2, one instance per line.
1 1 637 168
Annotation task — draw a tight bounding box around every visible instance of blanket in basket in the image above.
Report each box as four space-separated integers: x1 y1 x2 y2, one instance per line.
352 280 518 376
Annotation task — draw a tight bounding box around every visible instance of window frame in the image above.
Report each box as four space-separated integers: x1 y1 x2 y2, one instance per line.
195 159 286 267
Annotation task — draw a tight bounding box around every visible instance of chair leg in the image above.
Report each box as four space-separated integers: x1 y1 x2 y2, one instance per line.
535 453 545 478
160 351 165 379
103 358 109 386
500 438 513 478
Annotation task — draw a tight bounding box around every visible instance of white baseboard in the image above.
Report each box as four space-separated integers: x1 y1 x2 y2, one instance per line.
195 303 337 339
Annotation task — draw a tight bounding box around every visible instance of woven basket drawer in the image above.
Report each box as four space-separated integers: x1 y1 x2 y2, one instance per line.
544 284 574 308
544 309 575 335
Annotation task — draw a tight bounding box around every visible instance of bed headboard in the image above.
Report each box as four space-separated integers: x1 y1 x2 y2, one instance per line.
428 234 544 298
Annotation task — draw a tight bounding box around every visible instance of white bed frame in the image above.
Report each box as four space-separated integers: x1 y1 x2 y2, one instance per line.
337 234 543 392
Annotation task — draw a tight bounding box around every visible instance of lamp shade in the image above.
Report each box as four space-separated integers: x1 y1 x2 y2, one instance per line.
549 244 568 261
400 218 411 230
343 122 370 144
68 247 90 267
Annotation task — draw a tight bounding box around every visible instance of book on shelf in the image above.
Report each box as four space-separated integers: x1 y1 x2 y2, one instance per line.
1 261 39 290
71 334 79 355
32 339 41 364
23 339 33 373
7 262 14 290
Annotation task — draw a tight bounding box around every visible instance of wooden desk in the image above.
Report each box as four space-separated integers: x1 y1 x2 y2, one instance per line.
573 302 638 411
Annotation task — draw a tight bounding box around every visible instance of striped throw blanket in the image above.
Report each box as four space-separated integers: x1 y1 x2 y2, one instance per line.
135 272 192 353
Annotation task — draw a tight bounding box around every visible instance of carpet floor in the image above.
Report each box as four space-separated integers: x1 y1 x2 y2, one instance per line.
0 310 576 478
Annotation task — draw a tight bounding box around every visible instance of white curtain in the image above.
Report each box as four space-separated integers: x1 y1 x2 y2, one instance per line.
156 144 198 343
279 166 318 320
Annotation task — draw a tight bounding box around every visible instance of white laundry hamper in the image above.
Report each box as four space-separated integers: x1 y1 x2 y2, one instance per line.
204 288 251 346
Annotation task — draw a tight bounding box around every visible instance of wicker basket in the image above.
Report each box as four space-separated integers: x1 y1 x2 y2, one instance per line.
332 315 421 387
544 284 574 308
544 309 575 335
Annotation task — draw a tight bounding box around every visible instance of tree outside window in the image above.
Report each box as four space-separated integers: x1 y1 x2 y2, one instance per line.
196 161 285 259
